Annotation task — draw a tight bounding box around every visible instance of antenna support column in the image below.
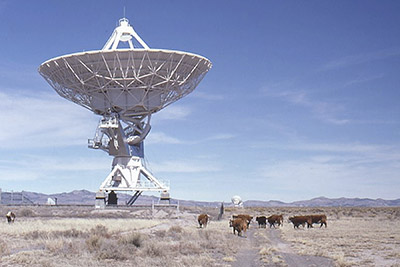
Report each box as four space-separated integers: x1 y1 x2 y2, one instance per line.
89 115 169 207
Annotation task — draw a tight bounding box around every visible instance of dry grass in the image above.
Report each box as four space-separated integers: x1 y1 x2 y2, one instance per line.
276 207 400 266
1 206 399 266
225 206 400 266
0 218 161 236
0 206 239 266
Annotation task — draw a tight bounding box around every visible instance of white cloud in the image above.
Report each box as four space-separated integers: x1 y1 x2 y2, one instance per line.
0 168 41 181
146 132 184 144
152 105 192 122
343 73 384 87
151 159 222 173
146 131 235 145
260 157 399 194
191 91 225 101
321 47 400 71
255 141 400 200
289 142 391 154
0 90 97 149
204 134 235 141
302 144 400 167
33 156 109 172
0 155 109 181
254 140 400 163
262 87 349 125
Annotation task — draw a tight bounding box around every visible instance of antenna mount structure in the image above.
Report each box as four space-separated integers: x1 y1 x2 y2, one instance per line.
39 18 212 207
103 18 150 50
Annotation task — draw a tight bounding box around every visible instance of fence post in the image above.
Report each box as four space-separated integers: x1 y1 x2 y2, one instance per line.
218 202 224 220
152 200 154 218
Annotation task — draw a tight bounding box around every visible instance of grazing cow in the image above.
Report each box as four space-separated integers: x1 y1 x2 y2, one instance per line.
255 216 267 228
289 216 312 229
233 214 253 228
267 214 284 228
197 214 210 228
307 214 327 228
6 211 16 223
229 218 247 237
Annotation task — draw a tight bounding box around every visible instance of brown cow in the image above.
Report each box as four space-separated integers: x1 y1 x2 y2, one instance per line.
255 216 267 228
233 214 253 228
289 216 312 229
229 218 247 236
6 211 15 223
197 214 210 228
307 214 327 228
267 214 284 228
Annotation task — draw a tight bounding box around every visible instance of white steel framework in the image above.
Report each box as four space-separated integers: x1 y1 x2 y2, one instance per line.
39 18 212 205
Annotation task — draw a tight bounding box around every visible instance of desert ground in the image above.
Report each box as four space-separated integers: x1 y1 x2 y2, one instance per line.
0 205 399 266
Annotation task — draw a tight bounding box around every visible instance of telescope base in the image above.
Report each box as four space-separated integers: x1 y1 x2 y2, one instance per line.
95 156 170 208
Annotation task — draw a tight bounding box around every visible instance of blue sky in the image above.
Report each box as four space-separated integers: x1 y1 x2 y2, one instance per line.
0 0 399 202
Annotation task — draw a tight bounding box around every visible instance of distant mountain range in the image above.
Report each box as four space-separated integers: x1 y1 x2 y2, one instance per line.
1 190 399 207
245 196 400 207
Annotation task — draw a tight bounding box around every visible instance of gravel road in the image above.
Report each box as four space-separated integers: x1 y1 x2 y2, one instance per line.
231 226 335 267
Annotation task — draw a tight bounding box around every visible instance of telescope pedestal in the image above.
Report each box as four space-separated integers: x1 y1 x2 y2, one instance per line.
99 156 169 206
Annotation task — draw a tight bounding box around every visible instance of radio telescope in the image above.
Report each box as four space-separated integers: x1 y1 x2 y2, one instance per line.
39 18 212 206
231 195 243 207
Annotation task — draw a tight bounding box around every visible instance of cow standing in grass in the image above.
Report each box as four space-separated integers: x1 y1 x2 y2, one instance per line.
197 214 210 228
256 216 267 228
233 214 253 228
6 211 15 223
307 214 327 228
267 214 284 228
229 218 247 237
289 216 312 228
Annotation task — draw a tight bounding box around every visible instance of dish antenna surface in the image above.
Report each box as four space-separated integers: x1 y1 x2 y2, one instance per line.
231 195 243 207
39 18 212 206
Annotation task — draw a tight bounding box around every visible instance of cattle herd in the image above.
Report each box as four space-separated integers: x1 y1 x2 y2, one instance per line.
197 213 327 237
5 210 326 234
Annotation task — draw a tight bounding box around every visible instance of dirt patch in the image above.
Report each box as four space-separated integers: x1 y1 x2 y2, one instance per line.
268 228 334 267
231 229 262 267
231 225 334 267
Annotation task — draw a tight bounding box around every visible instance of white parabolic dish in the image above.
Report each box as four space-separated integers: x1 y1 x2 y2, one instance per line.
39 49 212 120
231 195 242 205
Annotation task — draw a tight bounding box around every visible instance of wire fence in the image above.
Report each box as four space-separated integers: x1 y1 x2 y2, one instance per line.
0 188 34 205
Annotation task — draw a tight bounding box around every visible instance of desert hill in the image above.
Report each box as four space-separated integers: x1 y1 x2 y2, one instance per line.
1 190 398 207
